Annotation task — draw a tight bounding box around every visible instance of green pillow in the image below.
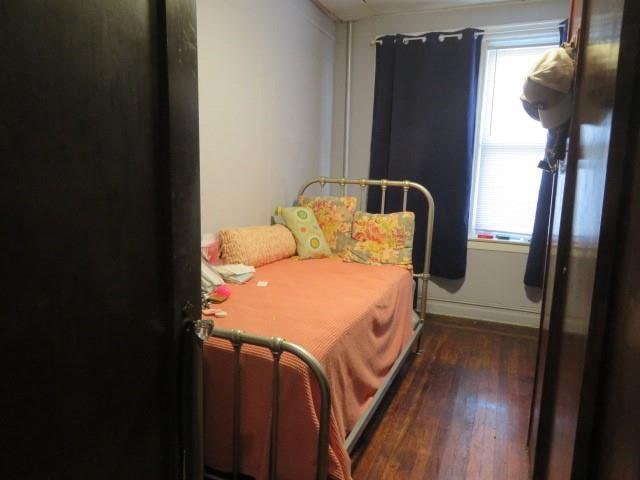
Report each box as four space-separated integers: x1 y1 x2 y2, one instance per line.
281 207 332 259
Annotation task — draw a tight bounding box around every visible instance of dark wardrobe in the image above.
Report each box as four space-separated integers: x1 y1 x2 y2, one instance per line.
527 0 640 478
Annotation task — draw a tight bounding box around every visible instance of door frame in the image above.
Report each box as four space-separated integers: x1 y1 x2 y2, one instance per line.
159 0 203 477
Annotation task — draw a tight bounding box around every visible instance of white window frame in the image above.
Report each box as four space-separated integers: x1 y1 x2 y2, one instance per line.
468 21 561 251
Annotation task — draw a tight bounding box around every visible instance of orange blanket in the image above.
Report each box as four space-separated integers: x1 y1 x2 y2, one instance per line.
203 257 414 480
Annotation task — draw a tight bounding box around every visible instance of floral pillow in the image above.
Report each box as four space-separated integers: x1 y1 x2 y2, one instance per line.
280 206 332 259
343 211 415 267
298 196 357 254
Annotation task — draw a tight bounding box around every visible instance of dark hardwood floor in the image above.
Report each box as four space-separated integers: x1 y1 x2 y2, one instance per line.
351 315 538 480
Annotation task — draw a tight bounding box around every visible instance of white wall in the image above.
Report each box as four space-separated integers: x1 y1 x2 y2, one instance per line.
331 0 568 327
197 0 336 233
426 242 544 326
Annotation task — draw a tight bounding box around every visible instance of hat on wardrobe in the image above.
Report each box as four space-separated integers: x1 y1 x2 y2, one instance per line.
521 47 575 129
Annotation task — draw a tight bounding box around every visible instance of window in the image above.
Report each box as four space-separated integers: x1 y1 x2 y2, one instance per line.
469 30 558 242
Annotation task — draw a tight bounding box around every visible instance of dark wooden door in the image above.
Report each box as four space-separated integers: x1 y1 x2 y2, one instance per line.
588 66 640 478
0 1 202 479
529 0 640 478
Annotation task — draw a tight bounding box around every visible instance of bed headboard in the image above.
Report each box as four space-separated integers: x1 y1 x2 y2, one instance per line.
298 177 434 322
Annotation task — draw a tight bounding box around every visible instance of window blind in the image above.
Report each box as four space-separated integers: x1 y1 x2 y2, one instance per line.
470 43 552 238
473 143 544 235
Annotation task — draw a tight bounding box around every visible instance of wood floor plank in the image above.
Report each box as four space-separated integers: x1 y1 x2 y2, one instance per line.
351 316 537 480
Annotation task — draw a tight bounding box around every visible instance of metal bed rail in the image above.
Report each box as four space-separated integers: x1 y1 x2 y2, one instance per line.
197 321 331 480
345 321 423 453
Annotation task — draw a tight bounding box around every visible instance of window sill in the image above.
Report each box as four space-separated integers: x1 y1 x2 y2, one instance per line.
468 238 530 253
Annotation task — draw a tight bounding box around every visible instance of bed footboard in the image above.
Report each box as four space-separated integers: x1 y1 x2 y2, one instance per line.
199 319 422 480
198 319 330 480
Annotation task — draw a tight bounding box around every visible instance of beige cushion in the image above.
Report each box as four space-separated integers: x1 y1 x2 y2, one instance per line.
218 224 296 267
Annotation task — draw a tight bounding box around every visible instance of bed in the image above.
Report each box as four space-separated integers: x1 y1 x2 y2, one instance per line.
199 177 435 480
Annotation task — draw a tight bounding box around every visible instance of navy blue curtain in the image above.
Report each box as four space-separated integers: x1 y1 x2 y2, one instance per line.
524 20 569 287
367 29 483 278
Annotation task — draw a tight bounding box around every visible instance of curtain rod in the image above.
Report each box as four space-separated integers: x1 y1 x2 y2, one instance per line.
370 25 558 46
370 32 462 46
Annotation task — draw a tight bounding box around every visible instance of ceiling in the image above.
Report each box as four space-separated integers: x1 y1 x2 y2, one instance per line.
314 0 521 21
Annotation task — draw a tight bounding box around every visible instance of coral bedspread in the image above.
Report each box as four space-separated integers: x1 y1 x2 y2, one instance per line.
203 257 414 480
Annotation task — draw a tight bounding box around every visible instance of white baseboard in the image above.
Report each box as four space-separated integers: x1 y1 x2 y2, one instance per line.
425 298 541 328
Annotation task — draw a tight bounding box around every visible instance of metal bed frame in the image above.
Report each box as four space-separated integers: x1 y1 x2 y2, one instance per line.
199 177 435 480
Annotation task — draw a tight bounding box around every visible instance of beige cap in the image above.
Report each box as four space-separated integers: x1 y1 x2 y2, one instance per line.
521 47 575 129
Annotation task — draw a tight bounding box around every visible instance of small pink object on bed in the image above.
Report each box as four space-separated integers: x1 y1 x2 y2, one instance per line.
208 284 231 303
214 284 231 297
